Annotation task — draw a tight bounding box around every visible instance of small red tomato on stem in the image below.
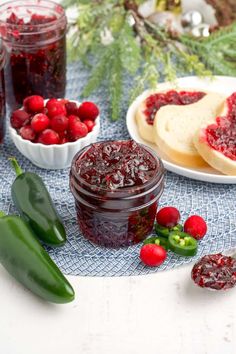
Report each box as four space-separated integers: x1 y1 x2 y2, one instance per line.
77 101 99 121
140 244 167 267
31 113 50 132
23 95 44 113
156 206 180 228
184 215 207 240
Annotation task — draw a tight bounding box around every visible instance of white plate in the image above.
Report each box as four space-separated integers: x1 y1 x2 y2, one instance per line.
126 76 236 184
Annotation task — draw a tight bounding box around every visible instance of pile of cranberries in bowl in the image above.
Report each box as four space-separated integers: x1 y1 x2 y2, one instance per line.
10 95 100 145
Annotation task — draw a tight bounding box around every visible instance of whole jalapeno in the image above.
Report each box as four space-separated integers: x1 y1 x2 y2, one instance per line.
0 212 74 303
10 158 66 247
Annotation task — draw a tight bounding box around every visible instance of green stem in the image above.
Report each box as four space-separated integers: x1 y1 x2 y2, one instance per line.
0 211 6 218
9 158 23 177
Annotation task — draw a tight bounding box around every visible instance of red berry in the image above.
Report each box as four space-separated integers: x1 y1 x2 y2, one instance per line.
23 95 44 113
69 120 88 140
156 206 180 228
77 101 99 121
184 215 207 240
65 101 78 116
83 119 95 132
60 137 69 144
19 125 36 141
50 114 69 132
10 110 30 129
140 244 167 267
31 113 50 132
46 100 66 118
38 129 60 145
68 115 80 127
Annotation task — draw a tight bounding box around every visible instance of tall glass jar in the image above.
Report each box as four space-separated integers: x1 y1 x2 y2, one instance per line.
70 140 165 248
0 0 67 112
0 43 6 144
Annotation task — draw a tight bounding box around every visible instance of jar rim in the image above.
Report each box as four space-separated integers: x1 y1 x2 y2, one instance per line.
0 0 66 35
70 140 165 199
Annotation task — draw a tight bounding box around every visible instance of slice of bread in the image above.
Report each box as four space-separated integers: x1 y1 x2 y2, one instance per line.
136 99 156 143
153 92 225 167
194 93 236 175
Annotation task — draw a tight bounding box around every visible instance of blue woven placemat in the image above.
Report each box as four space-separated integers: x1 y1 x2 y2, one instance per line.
1 62 236 276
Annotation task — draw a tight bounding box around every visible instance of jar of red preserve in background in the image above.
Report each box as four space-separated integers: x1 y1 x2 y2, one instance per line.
0 0 67 112
0 43 6 144
70 140 165 248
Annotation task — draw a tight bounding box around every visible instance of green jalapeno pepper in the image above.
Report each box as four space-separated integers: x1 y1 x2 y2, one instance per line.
0 212 74 303
155 223 183 238
168 231 198 257
10 158 66 247
143 235 169 250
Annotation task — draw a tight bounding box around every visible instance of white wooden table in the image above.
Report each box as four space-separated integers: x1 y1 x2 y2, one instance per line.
0 263 235 354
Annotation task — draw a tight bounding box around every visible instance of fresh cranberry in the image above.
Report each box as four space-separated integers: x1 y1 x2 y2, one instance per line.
192 253 236 290
10 110 30 129
50 114 69 132
38 129 60 145
65 101 78 116
140 244 167 267
19 125 36 141
69 121 88 141
31 113 50 132
77 102 99 121
23 95 44 113
60 137 69 144
68 114 80 127
46 100 66 118
83 119 95 132
46 98 58 110
184 215 207 240
156 206 180 228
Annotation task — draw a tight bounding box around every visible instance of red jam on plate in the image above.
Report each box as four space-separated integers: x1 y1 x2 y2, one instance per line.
191 253 236 291
70 140 165 248
144 90 205 125
0 0 67 111
0 47 6 144
205 92 236 161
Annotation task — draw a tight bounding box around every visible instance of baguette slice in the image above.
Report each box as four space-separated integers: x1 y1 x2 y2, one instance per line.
154 92 225 167
136 99 156 143
194 92 236 175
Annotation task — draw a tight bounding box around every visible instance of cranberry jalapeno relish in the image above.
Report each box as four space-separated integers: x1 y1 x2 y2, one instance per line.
0 0 67 111
10 96 99 145
70 140 165 248
144 90 205 125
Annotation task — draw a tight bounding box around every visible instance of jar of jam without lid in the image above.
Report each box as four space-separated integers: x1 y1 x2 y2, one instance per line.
0 44 6 144
70 140 165 248
0 0 67 112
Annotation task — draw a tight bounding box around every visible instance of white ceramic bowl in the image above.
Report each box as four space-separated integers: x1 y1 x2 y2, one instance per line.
9 100 100 169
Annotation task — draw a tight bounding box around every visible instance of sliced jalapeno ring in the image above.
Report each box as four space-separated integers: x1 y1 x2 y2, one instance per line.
168 231 198 257
143 235 169 250
155 223 183 238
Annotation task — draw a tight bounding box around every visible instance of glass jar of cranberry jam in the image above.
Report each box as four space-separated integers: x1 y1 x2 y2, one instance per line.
0 43 6 144
0 0 67 111
70 140 165 248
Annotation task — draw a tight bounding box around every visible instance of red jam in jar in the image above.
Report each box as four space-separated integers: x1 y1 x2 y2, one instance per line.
0 0 67 111
0 45 6 143
70 140 165 248
144 90 206 125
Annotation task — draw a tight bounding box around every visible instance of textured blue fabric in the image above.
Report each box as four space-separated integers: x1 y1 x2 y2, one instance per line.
1 62 236 276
